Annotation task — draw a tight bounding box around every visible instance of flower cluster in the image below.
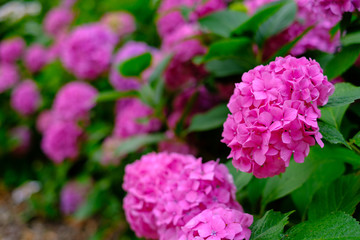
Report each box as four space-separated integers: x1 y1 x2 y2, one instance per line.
61 24 117 80
0 63 19 93
0 37 25 63
222 56 334 178
44 7 74 37
101 11 136 38
24 44 49 73
123 152 251 240
11 80 41 116
181 206 253 240
60 180 90 215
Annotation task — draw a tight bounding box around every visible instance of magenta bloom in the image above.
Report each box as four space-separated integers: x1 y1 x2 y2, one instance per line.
44 7 73 37
181 206 253 240
60 181 89 215
123 152 242 240
222 56 334 178
36 110 55 133
41 121 82 163
114 98 161 138
24 44 48 73
11 80 41 116
53 82 98 121
110 41 154 91
101 12 136 38
61 24 117 80
0 63 19 93
0 37 25 63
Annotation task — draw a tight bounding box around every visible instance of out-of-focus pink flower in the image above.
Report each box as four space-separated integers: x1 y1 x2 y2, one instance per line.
61 24 117 80
11 80 41 116
0 63 19 93
36 110 56 133
41 121 82 164
61 0 77 8
181 206 253 240
44 8 73 37
9 126 31 155
101 12 136 38
60 180 89 215
24 44 48 73
114 98 161 138
162 25 207 90
110 41 156 91
53 82 98 121
0 37 25 63
123 152 242 240
222 56 334 178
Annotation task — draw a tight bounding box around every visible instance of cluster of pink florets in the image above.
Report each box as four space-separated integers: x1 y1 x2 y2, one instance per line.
44 7 74 37
222 56 334 178
60 180 90 215
11 80 41 116
123 152 253 240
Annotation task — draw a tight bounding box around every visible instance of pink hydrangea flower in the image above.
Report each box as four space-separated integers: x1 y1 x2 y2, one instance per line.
36 110 55 133
41 121 82 163
101 12 136 38
24 44 48 73
318 0 357 17
222 56 334 178
181 206 253 240
44 7 73 37
53 82 98 121
123 152 243 240
0 63 19 93
60 24 117 80
11 80 41 116
113 98 161 138
162 25 207 90
0 37 25 63
60 180 89 215
110 41 156 91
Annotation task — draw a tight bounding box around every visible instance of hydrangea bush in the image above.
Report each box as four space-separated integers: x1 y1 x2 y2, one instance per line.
1 0 360 239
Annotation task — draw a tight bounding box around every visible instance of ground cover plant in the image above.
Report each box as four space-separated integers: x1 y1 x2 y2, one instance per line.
1 0 360 239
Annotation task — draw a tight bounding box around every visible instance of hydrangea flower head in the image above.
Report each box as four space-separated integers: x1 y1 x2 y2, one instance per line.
0 63 19 93
0 37 25 63
123 152 243 240
222 56 334 178
110 41 155 91
181 206 253 240
114 98 161 138
53 82 98 121
44 7 73 37
101 12 136 38
61 24 117 80
41 121 82 163
60 180 89 215
24 44 48 73
36 110 55 133
11 80 41 116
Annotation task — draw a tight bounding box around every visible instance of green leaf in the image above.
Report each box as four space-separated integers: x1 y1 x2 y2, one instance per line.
114 133 165 157
291 157 345 219
324 44 360 80
318 121 350 148
350 131 360 147
187 104 229 133
284 212 360 239
341 31 360 46
255 0 297 47
118 52 152 77
232 0 289 35
261 158 315 208
326 82 360 107
250 210 293 240
308 175 360 220
198 10 249 37
226 161 253 192
95 90 139 103
203 38 253 61
205 58 251 77
320 105 349 129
